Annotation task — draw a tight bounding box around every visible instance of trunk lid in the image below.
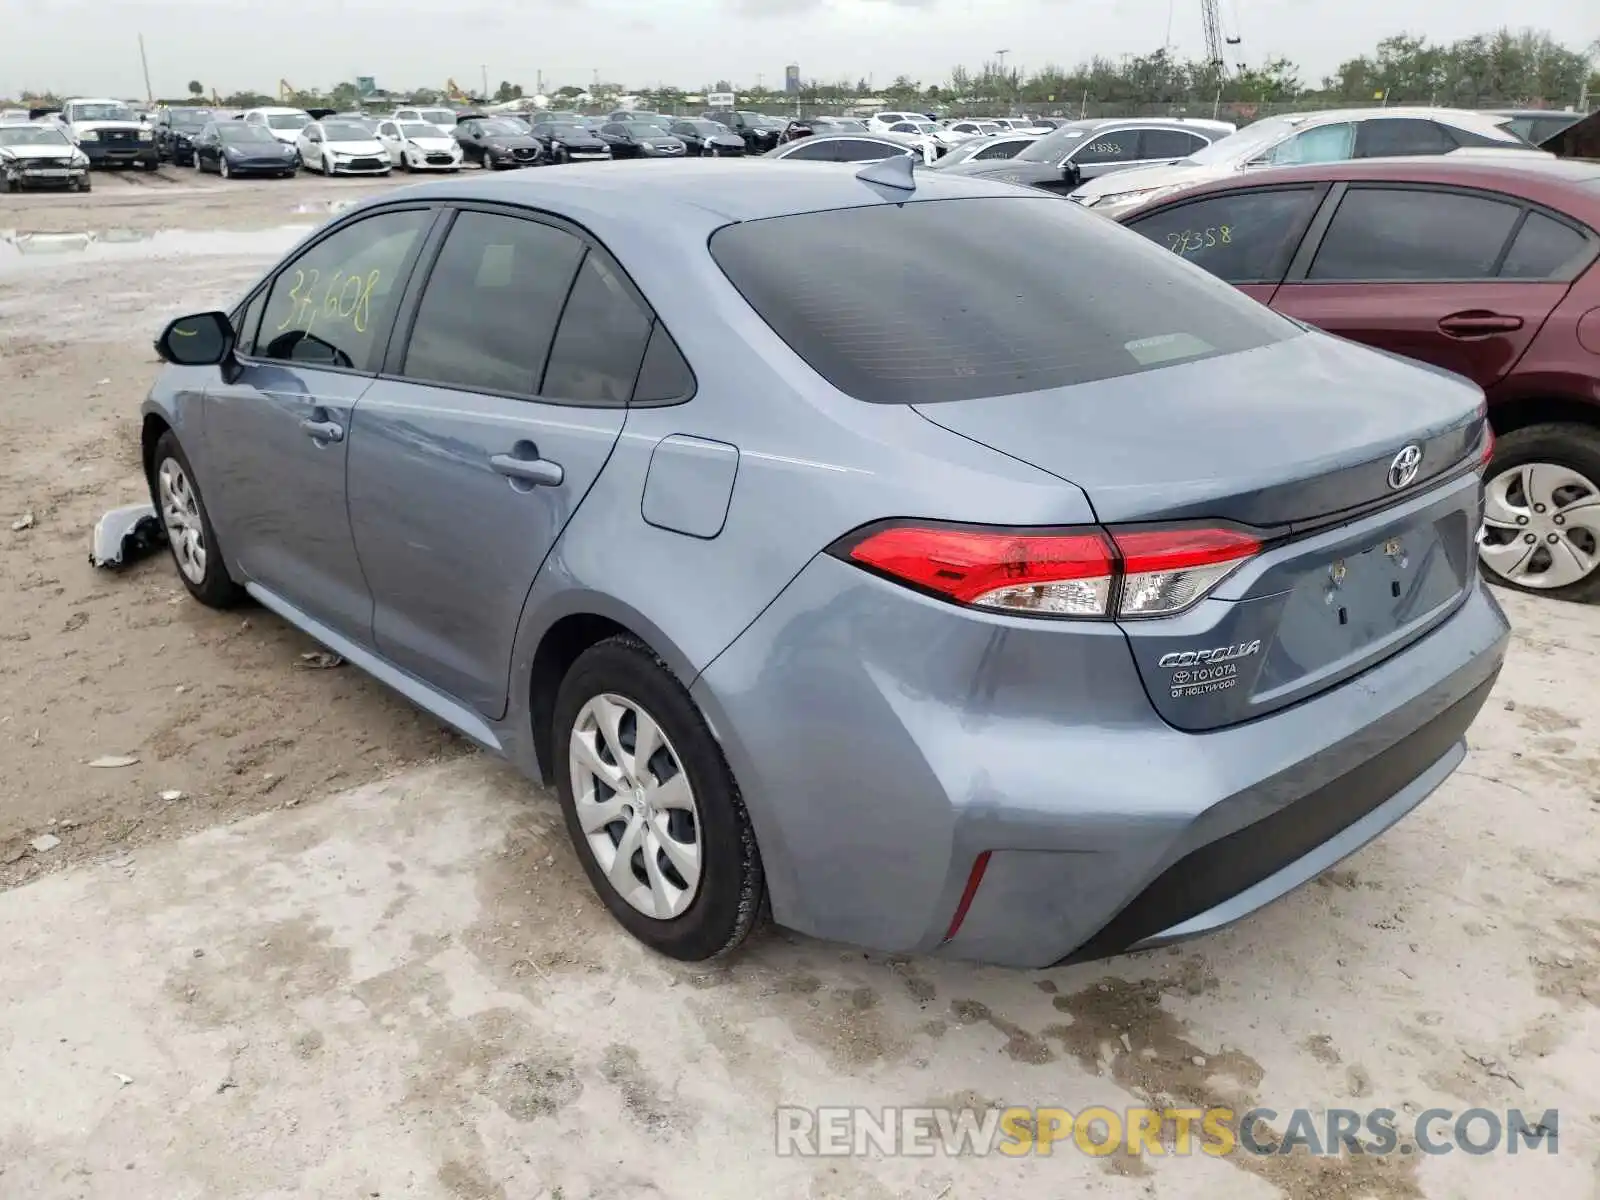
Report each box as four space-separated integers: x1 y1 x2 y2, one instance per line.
915 332 1487 731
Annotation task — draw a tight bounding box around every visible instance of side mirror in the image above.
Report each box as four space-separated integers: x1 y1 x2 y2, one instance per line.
156 312 233 367
1061 162 1083 189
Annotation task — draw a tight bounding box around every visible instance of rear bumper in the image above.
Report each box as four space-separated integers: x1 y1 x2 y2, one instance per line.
692 555 1509 969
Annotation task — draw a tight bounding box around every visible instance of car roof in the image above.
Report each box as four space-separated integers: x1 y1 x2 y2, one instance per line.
382 158 1027 227
1140 155 1600 211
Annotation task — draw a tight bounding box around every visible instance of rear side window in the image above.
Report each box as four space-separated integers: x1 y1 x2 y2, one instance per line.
1126 187 1322 283
709 197 1296 405
402 211 585 395
632 324 696 404
541 253 653 405
1498 212 1592 279
1140 128 1208 159
1353 118 1456 158
1308 188 1522 280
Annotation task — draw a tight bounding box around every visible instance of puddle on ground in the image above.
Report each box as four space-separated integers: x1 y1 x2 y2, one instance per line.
0 225 313 270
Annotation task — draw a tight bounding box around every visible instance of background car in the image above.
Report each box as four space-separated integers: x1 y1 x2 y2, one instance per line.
0 124 90 192
763 132 930 164
241 107 313 161
192 121 299 178
598 121 686 158
670 119 745 157
926 130 1040 169
453 116 544 168
154 106 220 165
0 109 31 126
1485 108 1586 148
940 117 1234 194
607 110 672 128
703 109 784 154
781 116 868 143
392 105 459 129
296 119 392 176
524 120 610 163
52 97 156 170
1119 156 1600 599
866 110 926 133
141 161 1506 969
374 119 463 172
1068 107 1544 218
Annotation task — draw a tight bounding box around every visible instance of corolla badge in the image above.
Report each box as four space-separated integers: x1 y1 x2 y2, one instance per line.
1387 444 1423 491
1158 640 1262 669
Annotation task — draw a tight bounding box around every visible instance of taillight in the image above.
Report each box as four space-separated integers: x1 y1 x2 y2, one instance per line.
833 521 1260 619
1478 422 1496 471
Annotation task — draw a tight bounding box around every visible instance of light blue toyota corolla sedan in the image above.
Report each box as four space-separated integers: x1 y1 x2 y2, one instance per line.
141 159 1509 968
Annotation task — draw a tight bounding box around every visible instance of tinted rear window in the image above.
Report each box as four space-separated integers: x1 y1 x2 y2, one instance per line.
708 197 1296 405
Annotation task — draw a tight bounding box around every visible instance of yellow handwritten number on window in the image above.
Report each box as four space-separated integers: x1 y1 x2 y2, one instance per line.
276 266 382 336
1166 226 1233 256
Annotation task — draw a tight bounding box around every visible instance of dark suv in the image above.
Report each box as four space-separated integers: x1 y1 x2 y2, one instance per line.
704 109 783 154
155 107 224 165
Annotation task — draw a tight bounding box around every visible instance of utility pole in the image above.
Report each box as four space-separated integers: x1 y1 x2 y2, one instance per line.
480 64 489 100
137 33 154 104
995 49 1011 109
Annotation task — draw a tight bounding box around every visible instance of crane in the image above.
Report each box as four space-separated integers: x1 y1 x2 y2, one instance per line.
1200 0 1242 78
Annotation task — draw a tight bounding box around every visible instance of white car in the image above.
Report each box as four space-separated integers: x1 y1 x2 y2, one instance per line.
392 106 460 129
241 107 314 157
1068 106 1545 218
296 119 392 176
375 120 463 171
53 97 157 169
866 111 927 134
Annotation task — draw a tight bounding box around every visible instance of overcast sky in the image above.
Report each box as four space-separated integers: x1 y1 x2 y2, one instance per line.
2 0 1592 99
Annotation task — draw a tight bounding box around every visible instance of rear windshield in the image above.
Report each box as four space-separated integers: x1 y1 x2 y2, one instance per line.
709 197 1296 405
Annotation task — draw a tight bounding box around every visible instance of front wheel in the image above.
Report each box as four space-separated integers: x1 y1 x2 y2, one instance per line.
1480 423 1600 602
150 431 246 609
219 157 231 179
553 636 764 961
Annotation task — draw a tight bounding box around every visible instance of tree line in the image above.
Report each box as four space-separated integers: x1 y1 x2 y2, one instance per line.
10 27 1596 115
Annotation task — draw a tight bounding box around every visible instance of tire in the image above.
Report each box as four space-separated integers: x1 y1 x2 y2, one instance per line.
140 159 158 172
149 431 246 609
0 176 12 195
1480 422 1600 603
219 157 231 179
76 177 91 193
552 635 764 961
321 152 331 177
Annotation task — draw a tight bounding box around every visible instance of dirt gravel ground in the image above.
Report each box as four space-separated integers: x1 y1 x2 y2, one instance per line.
3 169 1600 1200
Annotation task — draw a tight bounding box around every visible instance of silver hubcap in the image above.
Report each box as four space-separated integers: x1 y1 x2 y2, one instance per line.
157 457 207 585
568 694 701 920
1482 461 1600 590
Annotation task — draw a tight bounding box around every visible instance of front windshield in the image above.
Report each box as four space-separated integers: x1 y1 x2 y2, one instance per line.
626 122 667 137
1017 124 1089 163
220 125 275 144
479 120 525 135
978 122 1002 134
170 110 213 129
0 126 70 147
400 122 442 138
683 122 721 135
70 102 134 123
266 113 311 131
417 109 455 126
1183 117 1295 165
546 123 590 136
322 122 371 143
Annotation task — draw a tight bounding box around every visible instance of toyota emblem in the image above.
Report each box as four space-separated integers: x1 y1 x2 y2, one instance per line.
1387 444 1423 491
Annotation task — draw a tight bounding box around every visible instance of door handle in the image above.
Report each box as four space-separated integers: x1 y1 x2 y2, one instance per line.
298 418 344 443
490 453 563 487
1438 311 1524 339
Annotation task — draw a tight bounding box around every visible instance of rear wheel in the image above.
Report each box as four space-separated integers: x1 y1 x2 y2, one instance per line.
151 432 245 609
1480 423 1600 602
552 636 764 961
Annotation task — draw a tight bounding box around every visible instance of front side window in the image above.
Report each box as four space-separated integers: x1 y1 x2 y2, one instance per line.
1126 187 1324 284
1308 187 1523 281
1072 132 1139 164
403 211 586 396
710 196 1295 405
256 209 433 370
542 254 653 405
1263 123 1355 166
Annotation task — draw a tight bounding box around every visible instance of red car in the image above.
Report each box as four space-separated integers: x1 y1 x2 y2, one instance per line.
1118 156 1600 601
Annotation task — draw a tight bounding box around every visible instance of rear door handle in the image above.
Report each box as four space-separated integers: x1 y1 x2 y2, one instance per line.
1438 311 1524 339
490 453 564 488
298 418 344 443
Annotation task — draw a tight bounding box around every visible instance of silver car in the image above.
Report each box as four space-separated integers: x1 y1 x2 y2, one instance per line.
141 160 1508 968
